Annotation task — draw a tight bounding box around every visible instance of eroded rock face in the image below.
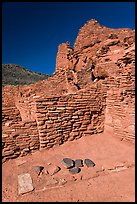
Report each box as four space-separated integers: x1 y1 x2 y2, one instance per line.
2 19 135 162
55 19 134 89
54 19 135 141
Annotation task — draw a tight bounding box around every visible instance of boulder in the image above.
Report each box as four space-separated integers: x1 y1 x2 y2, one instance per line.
62 158 74 168
69 167 81 174
84 159 95 167
74 159 83 167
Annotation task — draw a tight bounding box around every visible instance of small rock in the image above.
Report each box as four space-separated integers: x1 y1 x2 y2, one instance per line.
23 148 30 152
84 159 95 167
46 178 58 186
48 165 61 176
69 167 81 174
74 159 83 167
33 166 44 175
33 166 44 171
62 158 74 168
52 166 61 175
44 170 49 175
58 178 67 185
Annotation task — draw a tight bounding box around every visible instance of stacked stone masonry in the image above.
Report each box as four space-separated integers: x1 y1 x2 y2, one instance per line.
2 19 135 162
2 84 106 161
35 86 106 150
2 119 40 162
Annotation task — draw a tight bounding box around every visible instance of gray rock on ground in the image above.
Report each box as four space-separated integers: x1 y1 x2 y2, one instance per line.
74 159 83 167
32 166 44 175
62 158 74 168
69 167 81 174
84 159 95 167
33 166 44 171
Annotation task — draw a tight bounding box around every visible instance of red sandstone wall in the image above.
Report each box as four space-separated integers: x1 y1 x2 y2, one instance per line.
2 120 40 162
63 19 135 143
2 107 22 126
2 84 106 161
104 44 135 142
56 42 73 73
35 85 106 150
104 87 135 143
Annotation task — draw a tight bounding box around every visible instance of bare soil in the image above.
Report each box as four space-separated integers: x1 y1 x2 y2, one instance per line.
2 132 135 202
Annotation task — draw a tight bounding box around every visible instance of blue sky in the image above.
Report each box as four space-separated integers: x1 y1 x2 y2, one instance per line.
2 2 135 75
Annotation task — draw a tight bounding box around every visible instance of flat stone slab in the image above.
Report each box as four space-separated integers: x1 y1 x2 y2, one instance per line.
62 158 74 168
18 173 34 195
84 159 95 167
74 159 83 167
69 167 81 174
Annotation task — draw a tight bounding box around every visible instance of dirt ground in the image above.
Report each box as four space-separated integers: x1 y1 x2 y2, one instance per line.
2 132 135 202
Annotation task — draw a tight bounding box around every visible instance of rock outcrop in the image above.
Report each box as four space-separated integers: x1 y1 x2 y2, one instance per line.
2 19 135 162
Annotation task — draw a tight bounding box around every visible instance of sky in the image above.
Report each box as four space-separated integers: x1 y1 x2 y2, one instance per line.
2 2 135 75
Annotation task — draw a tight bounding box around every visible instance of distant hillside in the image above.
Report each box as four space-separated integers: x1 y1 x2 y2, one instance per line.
2 64 51 86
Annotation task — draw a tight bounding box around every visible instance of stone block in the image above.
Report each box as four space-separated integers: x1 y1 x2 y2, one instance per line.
37 120 45 126
2 149 14 156
18 173 34 194
70 131 79 137
82 120 90 125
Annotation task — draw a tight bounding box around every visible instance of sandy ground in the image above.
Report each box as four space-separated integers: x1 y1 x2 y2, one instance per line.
2 132 135 202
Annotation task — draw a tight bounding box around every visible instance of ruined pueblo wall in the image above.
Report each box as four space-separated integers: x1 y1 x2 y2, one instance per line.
35 84 106 150
2 84 106 162
2 19 135 162
2 120 40 162
55 19 135 143
56 42 74 73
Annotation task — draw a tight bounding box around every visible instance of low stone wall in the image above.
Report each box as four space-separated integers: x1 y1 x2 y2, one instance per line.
104 87 135 143
104 64 135 143
35 85 106 150
2 106 22 125
2 85 106 161
2 120 40 162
